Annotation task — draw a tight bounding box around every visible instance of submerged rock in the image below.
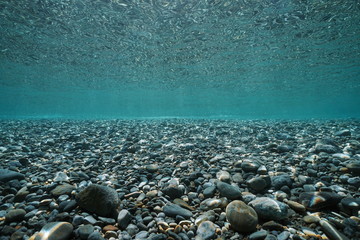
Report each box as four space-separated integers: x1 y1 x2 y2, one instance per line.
226 200 258 233
76 184 119 217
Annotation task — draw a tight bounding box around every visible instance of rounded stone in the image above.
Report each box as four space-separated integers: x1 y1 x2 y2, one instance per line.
76 184 120 217
249 197 288 221
226 200 258 233
5 209 26 223
216 181 242 200
32 222 73 240
78 224 94 240
196 221 216 240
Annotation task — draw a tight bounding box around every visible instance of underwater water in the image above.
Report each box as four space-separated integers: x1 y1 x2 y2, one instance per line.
0 0 360 119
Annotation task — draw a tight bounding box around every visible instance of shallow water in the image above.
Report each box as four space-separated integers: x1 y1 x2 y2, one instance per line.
0 0 359 119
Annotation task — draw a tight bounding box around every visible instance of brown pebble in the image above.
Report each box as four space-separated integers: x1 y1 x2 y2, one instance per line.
303 215 320 224
286 200 306 212
103 225 118 232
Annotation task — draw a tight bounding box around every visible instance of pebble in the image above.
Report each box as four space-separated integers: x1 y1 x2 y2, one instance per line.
76 184 119 217
117 209 132 229
30 222 73 240
216 181 242 200
195 221 216 240
299 191 343 210
163 204 193 218
226 200 258 233
249 197 288 221
78 224 94 240
5 209 26 223
0 169 25 182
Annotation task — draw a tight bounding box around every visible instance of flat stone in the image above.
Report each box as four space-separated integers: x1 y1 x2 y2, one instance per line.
319 219 350 240
262 221 284 231
216 181 242 200
163 204 193 219
146 164 159 173
88 231 105 240
31 222 73 240
346 161 360 176
5 209 26 223
76 184 120 217
226 200 258 233
299 192 343 210
249 197 288 221
14 187 29 202
0 169 25 182
286 200 306 213
240 160 260 172
54 172 70 182
78 224 94 240
51 184 76 196
341 198 360 211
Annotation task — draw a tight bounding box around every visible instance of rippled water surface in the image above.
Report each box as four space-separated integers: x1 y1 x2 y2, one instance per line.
1 0 359 119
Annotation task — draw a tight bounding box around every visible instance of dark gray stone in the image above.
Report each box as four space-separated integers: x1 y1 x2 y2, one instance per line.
216 181 242 200
163 204 193 218
0 169 25 182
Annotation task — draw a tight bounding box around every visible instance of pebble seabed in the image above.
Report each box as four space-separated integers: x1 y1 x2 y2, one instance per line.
0 119 359 240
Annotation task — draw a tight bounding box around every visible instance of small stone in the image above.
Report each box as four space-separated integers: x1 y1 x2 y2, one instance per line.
335 129 351 136
303 215 320 224
78 224 94 240
262 221 284 231
319 219 350 240
0 169 25 182
203 186 216 198
31 222 73 240
195 210 216 226
163 204 193 219
173 198 195 211
249 230 268 240
341 198 360 211
286 200 306 213
226 200 258 233
240 160 260 172
216 181 242 200
247 177 267 193
51 184 76 196
5 209 26 223
346 162 360 176
54 172 70 182
195 221 216 240
14 187 29 202
272 175 292 190
103 225 118 232
76 184 119 217
314 144 338 154
257 166 267 175
299 192 343 210
117 209 132 230
216 170 231 182
88 231 105 240
162 179 184 200
146 164 159 173
249 197 288 221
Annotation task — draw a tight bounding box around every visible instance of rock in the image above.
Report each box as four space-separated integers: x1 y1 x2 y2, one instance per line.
88 231 105 240
163 204 193 218
203 186 216 198
216 181 242 200
341 198 360 211
299 192 343 210
319 219 350 240
78 224 94 240
347 177 360 188
14 187 29 202
335 129 351 136
271 175 292 190
286 200 306 213
146 164 159 173
226 200 258 233
117 209 132 230
216 170 231 182
240 160 260 172
249 230 268 240
0 169 25 182
162 179 184 200
277 144 294 153
199 198 228 210
31 222 73 240
195 221 216 240
51 184 76 196
173 198 195 211
262 221 284 231
76 184 120 217
195 210 216 226
303 215 320 224
346 161 360 176
314 144 339 154
5 209 26 223
54 172 70 182
247 177 267 193
249 197 288 221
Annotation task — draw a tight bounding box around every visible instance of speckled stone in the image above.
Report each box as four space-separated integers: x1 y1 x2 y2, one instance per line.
226 200 258 233
195 221 216 240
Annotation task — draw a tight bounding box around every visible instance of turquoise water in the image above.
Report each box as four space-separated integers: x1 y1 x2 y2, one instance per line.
1 0 359 119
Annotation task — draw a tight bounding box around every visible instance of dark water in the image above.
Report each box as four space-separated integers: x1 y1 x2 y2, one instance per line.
1 0 359 119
